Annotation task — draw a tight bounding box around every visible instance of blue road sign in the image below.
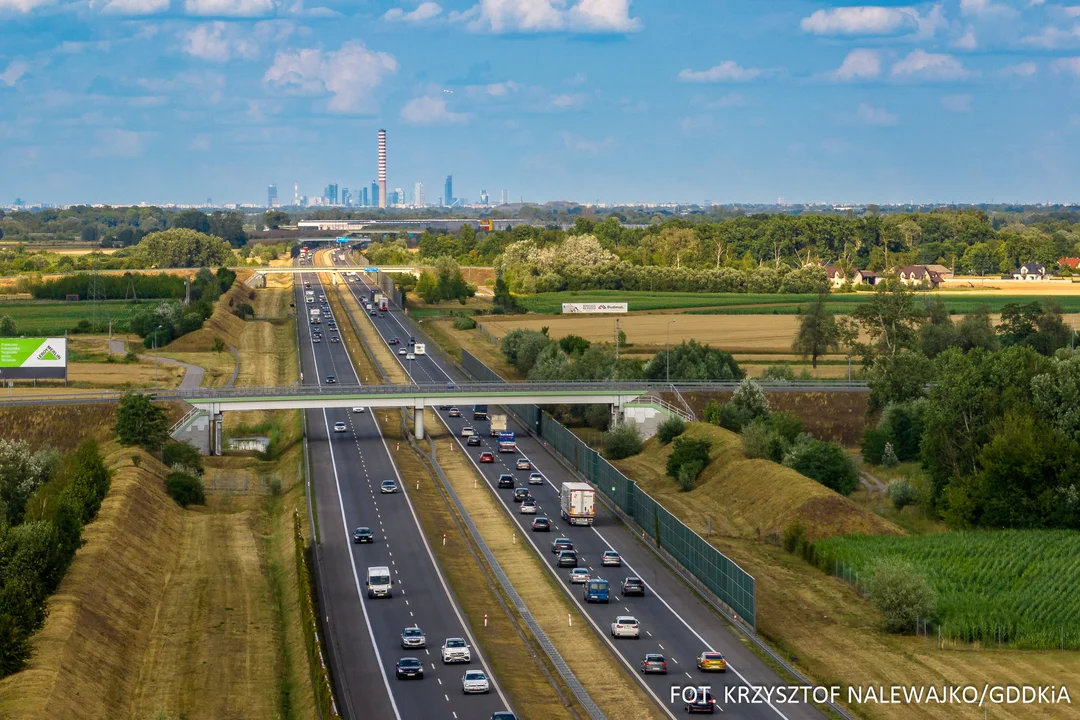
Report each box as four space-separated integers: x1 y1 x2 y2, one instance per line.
364 267 379 273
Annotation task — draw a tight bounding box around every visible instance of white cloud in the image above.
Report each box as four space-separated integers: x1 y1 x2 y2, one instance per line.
1066 6 1080 18
190 133 211 151
999 61 1037 76
678 61 768 82
891 50 971 80
547 92 586 109
467 0 641 34
952 27 977 50
831 49 881 80
1051 57 1080 75
1023 25 1080 48
560 131 615 155
856 102 898 126
960 0 1014 16
800 6 919 36
400 94 469 124
0 0 53 11
384 2 442 22
713 92 747 107
264 41 398 113
184 22 234 61
100 0 170 14
183 20 293 61
482 80 519 96
942 93 973 111
184 0 274 17
0 60 30 86
91 128 148 158
679 115 713 134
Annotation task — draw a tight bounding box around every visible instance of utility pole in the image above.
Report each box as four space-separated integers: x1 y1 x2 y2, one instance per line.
614 319 620 363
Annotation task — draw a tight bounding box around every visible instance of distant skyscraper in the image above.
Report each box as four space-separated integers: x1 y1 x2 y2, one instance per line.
414 182 425 208
361 186 369 207
371 180 379 208
378 129 387 209
324 184 338 205
480 189 489 205
444 175 453 207
294 182 299 205
267 184 277 207
394 188 404 207
342 187 351 206
500 189 508 205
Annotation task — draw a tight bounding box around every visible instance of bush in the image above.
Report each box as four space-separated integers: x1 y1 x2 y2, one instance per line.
865 558 936 634
860 427 888 465
702 400 723 426
717 378 771 432
714 402 745 432
759 364 797 383
162 441 203 476
783 435 859 495
666 435 711 486
603 422 643 460
676 461 704 492
881 442 900 467
166 471 206 507
115 393 169 451
656 416 686 445
782 520 809 556
452 315 477 330
585 404 610 431
888 479 920 510
769 412 804 443
878 400 924 462
741 415 797 463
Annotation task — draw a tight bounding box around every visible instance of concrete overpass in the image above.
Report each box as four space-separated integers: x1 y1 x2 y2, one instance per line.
296 218 533 232
249 265 492 277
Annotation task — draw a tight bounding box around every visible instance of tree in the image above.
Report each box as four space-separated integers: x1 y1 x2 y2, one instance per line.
171 209 211 233
865 350 934 413
656 416 685 445
783 435 858 495
998 301 1072 356
723 378 771 430
604 422 643 460
557 334 591 356
865 558 935 634
162 441 203 475
208 211 247 247
850 279 926 361
0 316 16 337
491 272 523 314
666 435 711 490
211 336 225 354
127 229 232 268
961 242 995 275
114 392 169 450
792 295 840 368
0 440 56 526
263 210 290 230
643 340 742 382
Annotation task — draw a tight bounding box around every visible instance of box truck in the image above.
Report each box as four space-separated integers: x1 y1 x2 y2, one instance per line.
497 431 517 453
560 482 595 526
310 308 321 324
489 414 507 436
413 343 425 355
583 578 609 603
473 405 488 420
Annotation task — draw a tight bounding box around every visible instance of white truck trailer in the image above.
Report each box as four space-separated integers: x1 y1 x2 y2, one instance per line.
310 307 321 324
489 414 507 436
560 482 596 526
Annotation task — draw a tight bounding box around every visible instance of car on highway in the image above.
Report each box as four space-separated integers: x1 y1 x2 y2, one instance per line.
330 336 340 343
390 337 399 345
395 657 424 680
313 336 322 343
621 577 646 596
460 426 475 437
379 312 385 318
551 537 573 553
685 689 717 714
406 353 415 360
462 670 490 695
380 479 398 494
696 652 727 672
490 713 518 720
398 347 407 355
448 407 462 418
497 474 515 489
400 625 426 649
353 527 373 544
333 422 347 433
352 407 366 414
467 435 482 446
369 309 378 316
610 616 640 638
520 499 537 514
601 550 622 567
513 488 531 503
325 375 336 384
441 638 471 664
516 458 532 470
479 451 495 463
640 654 667 674
557 550 578 567
528 472 545 485
531 517 551 532
568 568 590 584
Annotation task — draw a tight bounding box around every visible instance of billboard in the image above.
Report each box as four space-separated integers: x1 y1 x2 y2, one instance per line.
0 338 67 379
561 303 628 314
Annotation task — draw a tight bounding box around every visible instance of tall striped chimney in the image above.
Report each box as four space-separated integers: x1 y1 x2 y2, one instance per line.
378 129 387 209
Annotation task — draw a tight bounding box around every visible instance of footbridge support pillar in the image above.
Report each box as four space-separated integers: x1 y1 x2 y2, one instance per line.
414 403 425 441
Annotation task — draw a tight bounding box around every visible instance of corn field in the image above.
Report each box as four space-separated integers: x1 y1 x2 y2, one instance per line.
813 530 1080 650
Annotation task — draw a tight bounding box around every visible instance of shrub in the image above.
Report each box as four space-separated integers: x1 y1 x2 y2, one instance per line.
666 435 711 484
769 411 804 443
585 404 611 431
759 364 797 383
676 461 704 492
166 470 206 507
860 427 888 465
878 400 924 462
718 378 771 431
783 435 859 495
115 392 169 451
162 441 203 475
888 478 920 510
881 442 900 467
656 416 686 445
740 419 773 460
715 402 745 432
865 558 936 634
782 520 809 555
702 400 724 426
604 422 643 460
452 315 477 330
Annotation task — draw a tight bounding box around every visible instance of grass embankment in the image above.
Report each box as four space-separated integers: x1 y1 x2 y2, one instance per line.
424 318 524 379
0 299 143 334
613 424 1077 720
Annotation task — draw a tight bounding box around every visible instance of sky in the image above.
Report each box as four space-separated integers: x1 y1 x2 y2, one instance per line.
1 0 1079 206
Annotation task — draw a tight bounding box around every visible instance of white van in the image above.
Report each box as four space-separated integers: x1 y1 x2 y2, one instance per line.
367 566 392 598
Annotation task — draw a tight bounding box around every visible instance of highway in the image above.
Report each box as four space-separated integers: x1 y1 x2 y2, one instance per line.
335 253 828 720
296 257 513 720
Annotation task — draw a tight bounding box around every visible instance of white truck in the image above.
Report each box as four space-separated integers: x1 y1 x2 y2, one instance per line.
560 482 595 526
310 308 321 324
489 414 507 437
413 343 425 355
305 290 314 304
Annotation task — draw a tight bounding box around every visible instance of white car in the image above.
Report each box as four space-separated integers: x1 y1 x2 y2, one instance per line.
398 348 407 356
611 616 640 638
528 472 545 485
441 637 471 664
460 426 475 437
519 499 538 515
352 407 366 414
461 670 490 694
601 550 622 567
405 353 415 360
380 480 398 494
568 568 590 584
333 422 347 433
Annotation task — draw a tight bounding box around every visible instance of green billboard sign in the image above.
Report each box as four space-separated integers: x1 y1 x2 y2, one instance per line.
0 338 68 380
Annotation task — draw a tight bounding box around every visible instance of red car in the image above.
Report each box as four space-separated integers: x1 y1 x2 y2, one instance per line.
479 452 495 463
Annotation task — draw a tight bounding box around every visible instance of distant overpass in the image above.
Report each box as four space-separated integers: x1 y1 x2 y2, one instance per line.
248 265 492 277
296 218 534 232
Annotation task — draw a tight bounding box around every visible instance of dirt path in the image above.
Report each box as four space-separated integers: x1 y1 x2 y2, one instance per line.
859 467 889 494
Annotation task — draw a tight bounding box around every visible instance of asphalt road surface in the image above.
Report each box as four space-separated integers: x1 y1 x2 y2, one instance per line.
296 260 514 720
339 258 827 720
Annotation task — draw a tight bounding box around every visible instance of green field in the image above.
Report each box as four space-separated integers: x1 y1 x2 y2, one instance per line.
812 530 1080 649
518 291 1080 315
0 301 142 335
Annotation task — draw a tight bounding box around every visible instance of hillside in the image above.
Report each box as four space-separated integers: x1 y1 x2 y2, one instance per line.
163 280 249 353
613 422 901 541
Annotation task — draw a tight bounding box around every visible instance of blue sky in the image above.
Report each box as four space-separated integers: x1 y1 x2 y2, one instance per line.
1 0 1078 206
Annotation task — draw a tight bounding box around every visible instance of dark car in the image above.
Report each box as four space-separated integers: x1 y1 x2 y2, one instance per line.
497 474 515 489
513 487 531 503
532 517 551 532
467 435 482 446
325 375 336 384
491 714 518 720
685 689 716 714
353 527 373 544
390 337 399 345
448 407 462 418
395 657 424 680
640 653 667 674
552 537 574 553
557 550 578 567
621 577 645 596
480 452 495 463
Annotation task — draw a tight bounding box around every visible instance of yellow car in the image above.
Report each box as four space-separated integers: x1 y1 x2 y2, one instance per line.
696 651 727 672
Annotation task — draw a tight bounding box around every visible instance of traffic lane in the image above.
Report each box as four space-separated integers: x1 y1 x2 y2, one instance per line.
329 409 508 719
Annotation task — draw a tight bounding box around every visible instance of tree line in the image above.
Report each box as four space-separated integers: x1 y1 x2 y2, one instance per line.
128 267 236 347
0 207 249 248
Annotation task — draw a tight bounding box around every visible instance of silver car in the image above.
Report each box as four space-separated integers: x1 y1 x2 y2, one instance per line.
461 670 490 694
401 625 425 648
441 637 471 664
380 479 398 494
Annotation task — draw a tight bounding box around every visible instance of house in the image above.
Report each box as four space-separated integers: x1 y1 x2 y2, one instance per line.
1059 257 1080 270
824 265 847 289
923 264 954 280
853 269 878 286
1013 262 1049 281
898 265 944 288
